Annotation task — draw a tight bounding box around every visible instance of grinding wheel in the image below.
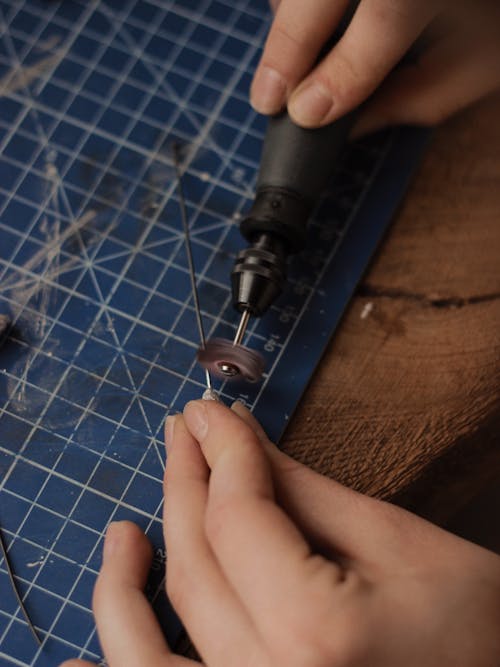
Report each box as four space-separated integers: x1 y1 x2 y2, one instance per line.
197 338 264 383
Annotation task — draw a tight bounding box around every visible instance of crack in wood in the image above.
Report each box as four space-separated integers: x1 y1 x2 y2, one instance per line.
357 284 500 308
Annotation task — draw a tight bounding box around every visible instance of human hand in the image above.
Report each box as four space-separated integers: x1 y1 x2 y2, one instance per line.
251 0 500 134
62 399 500 667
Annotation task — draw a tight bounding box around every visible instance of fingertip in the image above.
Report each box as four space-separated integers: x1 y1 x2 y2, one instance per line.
104 519 151 549
187 399 256 441
102 521 153 580
288 80 335 128
93 521 172 667
250 64 287 115
183 399 209 441
105 518 144 539
184 399 242 443
184 399 266 466
230 399 251 418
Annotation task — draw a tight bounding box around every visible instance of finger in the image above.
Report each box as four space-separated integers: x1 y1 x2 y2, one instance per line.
183 401 346 639
229 402 431 573
164 415 268 667
288 0 438 127
230 401 359 558
251 0 350 115
230 401 347 558
230 400 269 444
352 32 500 137
92 521 189 667
59 661 97 667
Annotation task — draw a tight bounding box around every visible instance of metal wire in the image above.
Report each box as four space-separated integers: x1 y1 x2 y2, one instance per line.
172 143 212 390
0 527 41 646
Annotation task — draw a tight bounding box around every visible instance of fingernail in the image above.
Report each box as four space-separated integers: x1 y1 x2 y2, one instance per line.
103 521 120 561
164 415 176 452
251 65 286 114
289 82 333 127
185 400 208 441
231 399 248 415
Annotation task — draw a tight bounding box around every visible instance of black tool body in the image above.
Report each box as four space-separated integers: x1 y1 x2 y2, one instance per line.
231 1 360 322
231 109 355 317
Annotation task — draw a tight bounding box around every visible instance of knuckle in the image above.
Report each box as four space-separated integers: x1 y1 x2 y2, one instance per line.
322 49 368 106
272 19 308 52
277 569 366 667
261 20 314 82
330 48 360 85
365 0 415 24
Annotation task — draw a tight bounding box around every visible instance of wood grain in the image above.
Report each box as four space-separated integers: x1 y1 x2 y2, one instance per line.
281 91 500 525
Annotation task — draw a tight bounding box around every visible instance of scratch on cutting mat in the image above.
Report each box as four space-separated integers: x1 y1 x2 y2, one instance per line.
96 0 256 199
2 207 96 301
34 34 62 53
0 52 63 96
2 210 97 293
2 208 96 404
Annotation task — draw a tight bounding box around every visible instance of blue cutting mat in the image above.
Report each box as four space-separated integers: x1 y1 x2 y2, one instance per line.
0 1 428 665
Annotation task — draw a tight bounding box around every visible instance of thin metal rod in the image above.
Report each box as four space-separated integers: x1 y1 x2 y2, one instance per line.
0 527 41 646
233 309 250 346
172 143 212 390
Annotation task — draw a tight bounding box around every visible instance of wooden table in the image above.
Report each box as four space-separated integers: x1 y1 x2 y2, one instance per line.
281 92 500 529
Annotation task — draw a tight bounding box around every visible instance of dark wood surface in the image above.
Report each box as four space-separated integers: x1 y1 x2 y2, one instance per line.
280 92 500 528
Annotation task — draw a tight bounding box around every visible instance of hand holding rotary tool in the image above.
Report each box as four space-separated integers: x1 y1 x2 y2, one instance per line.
197 0 500 384
197 19 357 383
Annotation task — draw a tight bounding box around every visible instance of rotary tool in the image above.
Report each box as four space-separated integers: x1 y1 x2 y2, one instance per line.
196 108 355 383
196 7 360 384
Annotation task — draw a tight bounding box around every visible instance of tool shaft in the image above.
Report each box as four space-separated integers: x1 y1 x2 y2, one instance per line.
233 309 250 346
